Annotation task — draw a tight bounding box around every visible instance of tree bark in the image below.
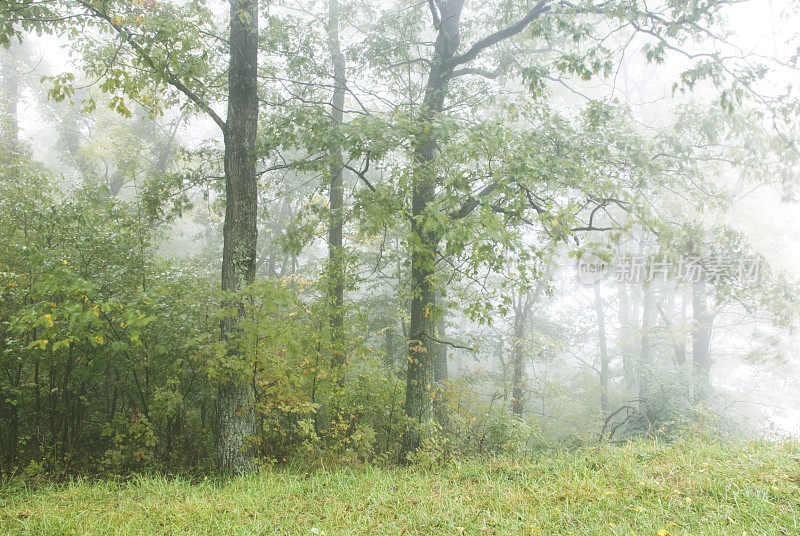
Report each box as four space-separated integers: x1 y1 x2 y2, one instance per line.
675 287 688 366
1 44 18 169
511 289 533 417
216 0 259 475
432 290 448 424
594 282 610 415
327 0 346 374
692 276 713 401
638 283 656 407
0 44 19 465
617 283 636 392
432 292 448 385
400 0 549 459
401 0 463 460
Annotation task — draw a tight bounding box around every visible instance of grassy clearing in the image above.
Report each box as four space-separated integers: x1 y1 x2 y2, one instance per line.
1 439 799 535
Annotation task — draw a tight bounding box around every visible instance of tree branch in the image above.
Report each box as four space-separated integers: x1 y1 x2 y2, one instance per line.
78 1 227 133
449 0 551 68
451 66 502 79
343 154 375 192
449 181 498 219
422 332 477 352
427 0 441 28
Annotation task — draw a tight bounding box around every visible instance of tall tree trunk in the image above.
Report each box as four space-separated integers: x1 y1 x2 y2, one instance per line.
692 276 713 401
1 44 19 465
400 0 549 457
432 294 448 385
1 44 18 159
327 0 346 374
401 0 464 459
638 283 656 407
216 0 259 475
1 43 19 187
594 282 610 415
432 290 448 424
511 290 533 417
617 283 636 392
511 284 539 417
511 327 526 417
675 287 688 366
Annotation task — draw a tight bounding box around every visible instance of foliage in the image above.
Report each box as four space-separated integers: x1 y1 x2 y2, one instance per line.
2 0 800 478
0 157 217 473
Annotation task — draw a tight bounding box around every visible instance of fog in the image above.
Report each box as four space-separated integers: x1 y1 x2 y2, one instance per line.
2 0 800 477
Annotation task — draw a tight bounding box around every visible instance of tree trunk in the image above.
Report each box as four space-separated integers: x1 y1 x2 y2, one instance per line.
675 287 688 366
432 295 448 385
511 331 526 417
1 43 19 201
594 282 610 415
617 283 636 392
692 276 713 401
511 286 537 417
1 44 19 465
638 283 656 407
327 0 346 374
216 0 259 475
432 291 448 424
401 0 464 460
1 44 18 159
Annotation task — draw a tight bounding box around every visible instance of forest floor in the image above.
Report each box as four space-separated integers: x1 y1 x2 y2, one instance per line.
1 439 798 535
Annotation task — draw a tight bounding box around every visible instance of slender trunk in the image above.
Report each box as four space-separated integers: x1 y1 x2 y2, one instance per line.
34 358 41 446
7 367 19 464
401 0 464 459
674 287 688 366
594 282 610 415
216 0 259 475
1 47 20 463
432 292 448 424
327 0 347 373
1 44 18 161
511 288 534 417
617 283 636 392
511 323 526 417
692 276 713 401
383 326 398 369
432 296 448 385
638 283 655 406
60 349 74 455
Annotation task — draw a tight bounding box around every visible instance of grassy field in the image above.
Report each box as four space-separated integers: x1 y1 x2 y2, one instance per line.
1 439 799 535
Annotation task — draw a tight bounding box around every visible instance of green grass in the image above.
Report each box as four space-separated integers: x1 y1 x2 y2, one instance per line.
1 439 799 535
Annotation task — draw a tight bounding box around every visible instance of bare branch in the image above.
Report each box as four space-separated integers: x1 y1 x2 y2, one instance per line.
451 66 502 79
343 154 375 191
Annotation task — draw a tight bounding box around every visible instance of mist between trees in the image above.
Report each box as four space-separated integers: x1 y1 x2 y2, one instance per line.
1 0 800 476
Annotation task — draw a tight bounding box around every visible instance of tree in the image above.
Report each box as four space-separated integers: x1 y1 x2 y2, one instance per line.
402 0 551 459
511 289 533 417
63 0 262 474
594 282 610 415
0 44 18 160
326 0 347 373
215 0 261 475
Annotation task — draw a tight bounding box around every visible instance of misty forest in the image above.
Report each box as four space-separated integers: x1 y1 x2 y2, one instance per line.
2 0 800 534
